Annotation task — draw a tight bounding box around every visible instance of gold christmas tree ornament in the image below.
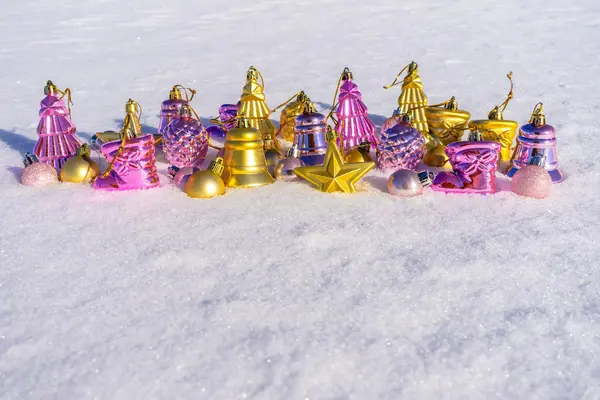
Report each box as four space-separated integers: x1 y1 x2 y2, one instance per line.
293 128 374 193
275 91 312 142
237 66 277 142
60 144 100 183
221 115 274 188
425 97 471 145
384 61 430 140
468 72 518 170
185 157 226 198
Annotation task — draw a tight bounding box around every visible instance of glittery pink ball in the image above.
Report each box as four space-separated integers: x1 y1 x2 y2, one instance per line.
511 165 552 199
20 163 59 187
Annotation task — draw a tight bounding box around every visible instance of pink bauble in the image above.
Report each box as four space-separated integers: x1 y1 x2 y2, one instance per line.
20 163 59 186
511 165 552 199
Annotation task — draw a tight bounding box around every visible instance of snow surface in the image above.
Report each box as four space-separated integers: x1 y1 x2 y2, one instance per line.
1 0 600 398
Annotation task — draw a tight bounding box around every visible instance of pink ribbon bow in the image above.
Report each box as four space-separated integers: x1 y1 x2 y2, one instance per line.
455 149 497 179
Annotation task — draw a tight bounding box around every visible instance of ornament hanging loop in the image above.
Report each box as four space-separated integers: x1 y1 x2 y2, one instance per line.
271 91 304 113
173 85 196 102
488 72 514 120
328 68 350 124
383 62 413 89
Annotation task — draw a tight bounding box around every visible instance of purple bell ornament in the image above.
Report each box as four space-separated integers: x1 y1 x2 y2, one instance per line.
507 103 562 183
158 85 196 136
293 102 328 166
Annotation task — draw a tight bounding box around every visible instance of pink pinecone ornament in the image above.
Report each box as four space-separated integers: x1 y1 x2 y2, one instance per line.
162 105 209 169
376 114 426 171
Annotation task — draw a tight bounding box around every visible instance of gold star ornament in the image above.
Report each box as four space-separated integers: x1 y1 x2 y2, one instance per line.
293 138 375 193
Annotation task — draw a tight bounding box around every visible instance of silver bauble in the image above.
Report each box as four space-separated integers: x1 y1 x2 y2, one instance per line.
387 169 434 197
274 157 304 180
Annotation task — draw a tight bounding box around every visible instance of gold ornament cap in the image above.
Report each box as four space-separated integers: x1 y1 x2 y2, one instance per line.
44 80 58 95
169 85 183 100
208 157 225 177
445 96 459 111
529 102 546 127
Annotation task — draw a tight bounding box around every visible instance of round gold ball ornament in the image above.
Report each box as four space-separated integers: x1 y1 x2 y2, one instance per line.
60 144 100 183
344 142 373 163
185 157 226 198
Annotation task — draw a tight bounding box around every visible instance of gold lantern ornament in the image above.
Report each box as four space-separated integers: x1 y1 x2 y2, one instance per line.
384 61 430 141
274 91 313 142
425 97 471 146
221 114 274 188
185 157 226 199
468 72 518 171
60 144 100 183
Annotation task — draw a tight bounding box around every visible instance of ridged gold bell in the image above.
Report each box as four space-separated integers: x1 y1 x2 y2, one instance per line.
278 91 312 142
469 72 518 170
221 116 274 188
185 158 226 198
425 97 470 146
384 61 430 140
60 144 100 183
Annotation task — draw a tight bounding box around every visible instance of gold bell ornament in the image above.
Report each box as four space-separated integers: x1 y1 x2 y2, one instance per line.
263 132 283 177
274 91 313 142
91 98 144 146
237 66 277 141
468 72 518 172
425 97 471 146
221 115 274 188
185 157 226 198
293 128 374 194
384 61 430 140
60 144 100 183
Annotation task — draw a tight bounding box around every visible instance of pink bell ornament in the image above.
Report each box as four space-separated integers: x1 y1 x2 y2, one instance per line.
158 85 196 136
333 67 377 151
20 153 59 187
431 130 500 195
33 80 82 173
162 104 209 169
507 103 563 183
376 113 426 172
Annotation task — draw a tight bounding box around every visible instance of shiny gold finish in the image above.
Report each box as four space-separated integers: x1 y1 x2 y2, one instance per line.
384 61 429 138
344 142 373 163
185 158 226 198
425 97 471 145
422 144 451 168
221 116 274 188
293 130 374 193
122 99 143 140
529 102 546 126
238 66 276 142
277 91 312 142
60 144 100 183
468 72 518 166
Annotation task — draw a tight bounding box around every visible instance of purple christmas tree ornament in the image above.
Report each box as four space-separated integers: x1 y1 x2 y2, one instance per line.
334 68 377 151
33 81 82 173
376 114 426 171
162 104 209 169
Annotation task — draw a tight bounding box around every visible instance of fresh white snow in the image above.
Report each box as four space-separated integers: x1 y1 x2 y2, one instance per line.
1 0 600 398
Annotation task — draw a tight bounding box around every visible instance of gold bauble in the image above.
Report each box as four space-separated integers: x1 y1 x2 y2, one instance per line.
344 147 373 163
60 145 100 183
423 144 451 168
185 170 225 198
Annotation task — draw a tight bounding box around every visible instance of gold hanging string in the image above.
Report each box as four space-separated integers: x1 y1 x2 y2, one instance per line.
326 69 347 124
100 99 143 178
57 87 73 115
271 91 303 113
383 63 411 89
497 72 514 114
531 101 543 116
406 98 453 113
174 85 196 102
